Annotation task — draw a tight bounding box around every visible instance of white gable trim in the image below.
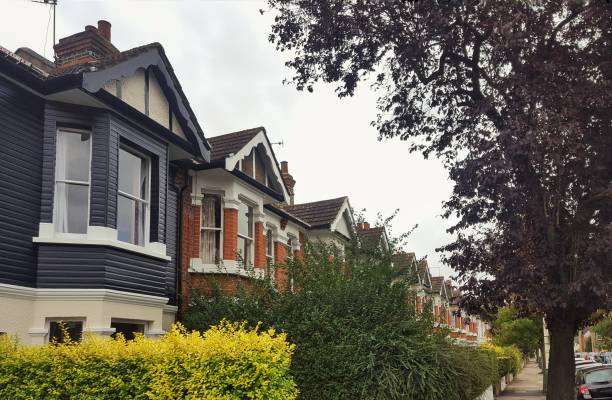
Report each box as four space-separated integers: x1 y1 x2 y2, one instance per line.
329 198 356 240
224 130 290 200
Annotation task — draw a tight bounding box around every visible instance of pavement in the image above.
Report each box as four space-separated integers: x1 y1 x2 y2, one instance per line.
497 360 546 400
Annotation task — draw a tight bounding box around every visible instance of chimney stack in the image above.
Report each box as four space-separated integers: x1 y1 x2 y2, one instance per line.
97 20 111 42
54 20 119 69
280 161 296 205
357 222 370 230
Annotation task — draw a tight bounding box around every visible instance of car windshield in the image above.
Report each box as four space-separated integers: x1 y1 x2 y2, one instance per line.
585 369 612 385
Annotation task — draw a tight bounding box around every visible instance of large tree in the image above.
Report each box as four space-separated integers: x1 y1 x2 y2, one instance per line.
265 1 612 398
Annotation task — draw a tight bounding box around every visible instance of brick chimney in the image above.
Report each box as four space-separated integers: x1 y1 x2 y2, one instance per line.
54 20 119 69
357 222 370 230
280 161 295 205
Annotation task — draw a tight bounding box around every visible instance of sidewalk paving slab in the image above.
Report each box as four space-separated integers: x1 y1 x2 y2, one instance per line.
497 360 546 400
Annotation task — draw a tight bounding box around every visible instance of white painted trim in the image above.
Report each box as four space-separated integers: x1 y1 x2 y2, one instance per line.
0 283 169 306
86 327 117 336
329 197 355 237
34 223 169 261
224 130 290 201
224 198 241 210
189 259 265 279
163 305 178 313
28 328 49 337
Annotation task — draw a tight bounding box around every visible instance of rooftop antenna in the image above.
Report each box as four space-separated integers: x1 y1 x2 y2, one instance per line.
270 140 284 146
32 0 57 57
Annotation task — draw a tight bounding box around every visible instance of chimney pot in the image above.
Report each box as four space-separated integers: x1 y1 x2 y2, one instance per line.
281 161 289 174
85 25 96 32
97 20 111 41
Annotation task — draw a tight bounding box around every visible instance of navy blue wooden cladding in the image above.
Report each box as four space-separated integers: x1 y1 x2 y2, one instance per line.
37 244 167 297
0 76 44 287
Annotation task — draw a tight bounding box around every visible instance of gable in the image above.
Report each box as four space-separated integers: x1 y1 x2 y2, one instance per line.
81 44 209 160
102 67 187 140
223 129 290 200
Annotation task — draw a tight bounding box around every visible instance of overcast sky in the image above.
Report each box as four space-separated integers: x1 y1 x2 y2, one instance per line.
2 0 456 279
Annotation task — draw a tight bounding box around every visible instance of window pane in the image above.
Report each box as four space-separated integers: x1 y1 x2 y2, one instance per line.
201 230 220 264
49 321 83 343
585 369 612 384
117 196 146 246
266 230 273 256
56 130 90 182
237 203 252 237
202 196 221 228
119 148 147 199
55 182 89 234
238 237 251 264
111 322 144 341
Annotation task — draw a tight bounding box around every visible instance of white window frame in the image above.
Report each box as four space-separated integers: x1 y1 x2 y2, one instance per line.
200 193 224 265
117 146 151 247
46 318 85 344
266 228 274 266
53 128 92 235
237 200 254 266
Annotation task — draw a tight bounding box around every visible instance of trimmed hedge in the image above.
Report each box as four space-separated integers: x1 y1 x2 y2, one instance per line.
481 343 523 378
0 322 298 400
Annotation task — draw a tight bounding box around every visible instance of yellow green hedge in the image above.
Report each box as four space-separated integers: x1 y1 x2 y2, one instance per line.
481 343 523 378
0 322 298 400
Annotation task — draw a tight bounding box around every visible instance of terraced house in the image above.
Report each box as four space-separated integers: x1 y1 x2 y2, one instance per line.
0 21 357 343
0 20 489 345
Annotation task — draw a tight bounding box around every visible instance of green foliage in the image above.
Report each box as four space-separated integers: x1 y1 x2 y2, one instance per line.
492 305 542 356
481 343 523 378
184 241 497 400
0 322 298 400
591 313 612 351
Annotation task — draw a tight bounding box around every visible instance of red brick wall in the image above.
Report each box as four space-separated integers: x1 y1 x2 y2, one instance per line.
434 305 440 319
254 222 266 269
189 273 253 296
223 208 238 260
416 296 423 314
274 241 288 289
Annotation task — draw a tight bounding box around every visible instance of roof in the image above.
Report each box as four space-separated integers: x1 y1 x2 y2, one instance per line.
391 252 415 275
1 39 210 160
357 226 386 251
417 259 431 286
207 127 261 162
277 197 347 229
431 276 445 294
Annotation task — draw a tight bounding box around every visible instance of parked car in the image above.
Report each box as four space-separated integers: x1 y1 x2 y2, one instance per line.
577 361 604 371
576 365 612 399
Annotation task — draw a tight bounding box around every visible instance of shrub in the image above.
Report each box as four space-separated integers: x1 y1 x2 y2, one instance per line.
481 343 523 378
0 322 298 400
184 242 498 400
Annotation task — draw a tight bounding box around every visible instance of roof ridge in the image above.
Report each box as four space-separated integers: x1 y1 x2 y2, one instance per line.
208 126 264 140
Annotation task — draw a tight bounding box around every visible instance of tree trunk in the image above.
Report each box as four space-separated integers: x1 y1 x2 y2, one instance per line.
546 322 576 400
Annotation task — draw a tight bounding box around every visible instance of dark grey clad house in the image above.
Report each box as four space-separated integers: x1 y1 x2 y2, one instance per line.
0 21 209 343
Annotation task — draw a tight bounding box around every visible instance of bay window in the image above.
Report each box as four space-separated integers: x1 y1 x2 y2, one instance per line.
54 129 91 234
200 195 222 264
117 147 149 246
237 202 253 265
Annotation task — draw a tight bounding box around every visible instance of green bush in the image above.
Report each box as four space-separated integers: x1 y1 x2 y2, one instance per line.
481 343 523 378
0 322 298 400
184 242 497 400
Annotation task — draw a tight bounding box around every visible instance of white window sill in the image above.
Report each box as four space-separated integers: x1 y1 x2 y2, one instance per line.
34 224 169 261
189 258 265 279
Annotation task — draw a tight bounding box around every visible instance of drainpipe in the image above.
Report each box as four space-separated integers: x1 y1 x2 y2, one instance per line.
174 172 190 320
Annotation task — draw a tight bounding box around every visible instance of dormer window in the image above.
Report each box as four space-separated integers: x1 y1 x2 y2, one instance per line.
54 129 91 234
117 147 149 246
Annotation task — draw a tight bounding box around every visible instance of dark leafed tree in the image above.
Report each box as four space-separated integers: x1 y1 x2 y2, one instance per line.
265 1 612 398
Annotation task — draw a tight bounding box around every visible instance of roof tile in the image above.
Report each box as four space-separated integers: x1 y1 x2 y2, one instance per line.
277 197 347 229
